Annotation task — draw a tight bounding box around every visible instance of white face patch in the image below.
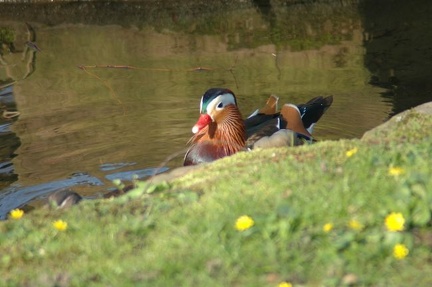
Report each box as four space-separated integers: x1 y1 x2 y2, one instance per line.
199 97 204 115
205 93 237 119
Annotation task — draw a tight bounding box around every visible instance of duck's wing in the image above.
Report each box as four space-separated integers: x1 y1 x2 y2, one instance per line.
245 117 313 149
258 94 279 115
249 129 311 149
245 94 318 149
244 94 283 137
247 94 279 118
297 95 333 133
245 117 280 148
244 113 280 138
280 104 313 137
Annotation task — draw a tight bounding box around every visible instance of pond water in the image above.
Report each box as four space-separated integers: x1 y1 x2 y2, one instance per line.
1 0 431 219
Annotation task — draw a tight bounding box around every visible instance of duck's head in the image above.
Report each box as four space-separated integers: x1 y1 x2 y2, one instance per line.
192 88 238 134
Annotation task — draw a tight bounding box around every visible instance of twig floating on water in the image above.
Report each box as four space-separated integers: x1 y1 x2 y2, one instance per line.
77 65 222 72
78 65 171 71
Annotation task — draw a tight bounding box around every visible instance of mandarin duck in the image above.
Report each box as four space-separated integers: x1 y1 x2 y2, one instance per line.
183 88 333 166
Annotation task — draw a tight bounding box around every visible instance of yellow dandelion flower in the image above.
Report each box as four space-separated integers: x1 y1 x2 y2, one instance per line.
385 212 405 232
278 282 293 287
393 243 409 260
345 147 358 157
235 215 254 231
348 219 364 231
323 223 333 232
388 166 405 176
9 209 24 220
53 220 68 231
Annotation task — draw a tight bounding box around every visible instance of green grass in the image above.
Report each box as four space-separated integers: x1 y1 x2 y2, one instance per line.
1 109 432 286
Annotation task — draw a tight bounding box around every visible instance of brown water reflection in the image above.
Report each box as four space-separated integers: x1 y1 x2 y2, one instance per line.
0 1 396 215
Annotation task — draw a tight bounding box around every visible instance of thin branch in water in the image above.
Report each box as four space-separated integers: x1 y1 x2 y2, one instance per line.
78 65 219 73
186 66 214 72
0 81 16 90
78 65 138 70
228 56 239 90
78 65 171 72
79 66 124 106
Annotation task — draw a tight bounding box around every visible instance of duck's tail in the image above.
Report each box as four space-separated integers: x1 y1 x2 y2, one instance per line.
297 95 333 134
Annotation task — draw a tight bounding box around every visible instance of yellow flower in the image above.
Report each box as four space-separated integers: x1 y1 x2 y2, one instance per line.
345 147 358 157
385 212 405 232
348 219 364 231
278 282 293 287
323 223 333 232
393 243 409 260
9 209 24 220
388 166 405 176
235 215 254 231
53 220 68 231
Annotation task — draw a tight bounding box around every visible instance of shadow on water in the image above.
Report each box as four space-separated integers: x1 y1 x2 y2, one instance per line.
0 0 431 219
360 0 432 115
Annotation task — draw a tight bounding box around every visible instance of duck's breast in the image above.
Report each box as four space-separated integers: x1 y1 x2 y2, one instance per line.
183 141 231 166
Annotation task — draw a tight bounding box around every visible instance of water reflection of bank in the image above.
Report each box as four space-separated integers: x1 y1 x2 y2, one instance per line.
0 84 20 190
0 21 38 190
361 0 432 115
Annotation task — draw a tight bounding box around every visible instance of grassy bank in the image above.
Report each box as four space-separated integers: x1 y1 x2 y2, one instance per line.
1 107 431 286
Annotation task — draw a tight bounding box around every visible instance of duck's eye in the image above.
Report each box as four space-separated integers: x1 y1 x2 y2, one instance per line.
217 102 224 109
